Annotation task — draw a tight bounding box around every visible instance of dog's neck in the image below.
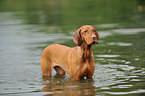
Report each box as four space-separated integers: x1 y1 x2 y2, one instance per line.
80 42 92 63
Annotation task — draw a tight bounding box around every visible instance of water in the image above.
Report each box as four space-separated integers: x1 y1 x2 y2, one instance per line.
0 0 145 96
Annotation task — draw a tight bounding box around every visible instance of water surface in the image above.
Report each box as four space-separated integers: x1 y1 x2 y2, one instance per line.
0 0 145 96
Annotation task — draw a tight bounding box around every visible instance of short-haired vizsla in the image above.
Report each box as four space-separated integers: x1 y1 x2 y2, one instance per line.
41 25 99 80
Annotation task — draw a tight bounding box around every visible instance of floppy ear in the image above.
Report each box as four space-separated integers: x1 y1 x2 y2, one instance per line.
73 28 82 46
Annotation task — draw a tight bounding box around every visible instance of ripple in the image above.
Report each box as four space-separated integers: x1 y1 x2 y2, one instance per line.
67 85 78 88
96 24 119 28
96 55 120 58
103 89 145 95
98 31 113 38
101 87 110 89
111 84 133 89
113 28 145 34
130 79 143 81
107 42 132 46
125 61 131 64
106 59 126 62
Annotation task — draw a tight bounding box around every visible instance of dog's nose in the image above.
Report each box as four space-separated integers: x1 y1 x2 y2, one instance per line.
92 35 97 40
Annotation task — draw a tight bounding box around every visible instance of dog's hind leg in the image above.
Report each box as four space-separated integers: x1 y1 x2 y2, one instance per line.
41 56 52 76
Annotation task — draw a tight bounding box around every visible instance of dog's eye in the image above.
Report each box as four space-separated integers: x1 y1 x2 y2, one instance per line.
84 31 87 33
93 30 96 32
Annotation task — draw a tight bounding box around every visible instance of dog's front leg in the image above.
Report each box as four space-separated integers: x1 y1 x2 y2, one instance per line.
71 64 88 80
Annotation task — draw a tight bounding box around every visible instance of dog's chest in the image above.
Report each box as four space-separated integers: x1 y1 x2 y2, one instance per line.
81 62 91 74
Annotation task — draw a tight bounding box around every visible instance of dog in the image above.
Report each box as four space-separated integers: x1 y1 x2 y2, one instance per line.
41 25 99 80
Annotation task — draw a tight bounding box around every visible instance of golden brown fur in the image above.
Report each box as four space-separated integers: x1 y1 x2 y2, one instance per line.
41 25 99 80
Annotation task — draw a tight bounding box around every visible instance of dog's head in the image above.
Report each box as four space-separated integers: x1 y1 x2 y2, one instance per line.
73 25 99 46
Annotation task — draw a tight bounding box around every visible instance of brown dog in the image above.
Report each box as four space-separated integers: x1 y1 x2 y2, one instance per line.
41 25 99 80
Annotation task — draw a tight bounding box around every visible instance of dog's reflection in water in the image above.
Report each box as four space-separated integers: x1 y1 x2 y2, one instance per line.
42 75 96 96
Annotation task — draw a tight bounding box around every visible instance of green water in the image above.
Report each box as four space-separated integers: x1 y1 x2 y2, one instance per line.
0 0 145 96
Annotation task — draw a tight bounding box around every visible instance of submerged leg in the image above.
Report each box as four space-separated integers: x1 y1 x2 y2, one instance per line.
41 57 52 76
